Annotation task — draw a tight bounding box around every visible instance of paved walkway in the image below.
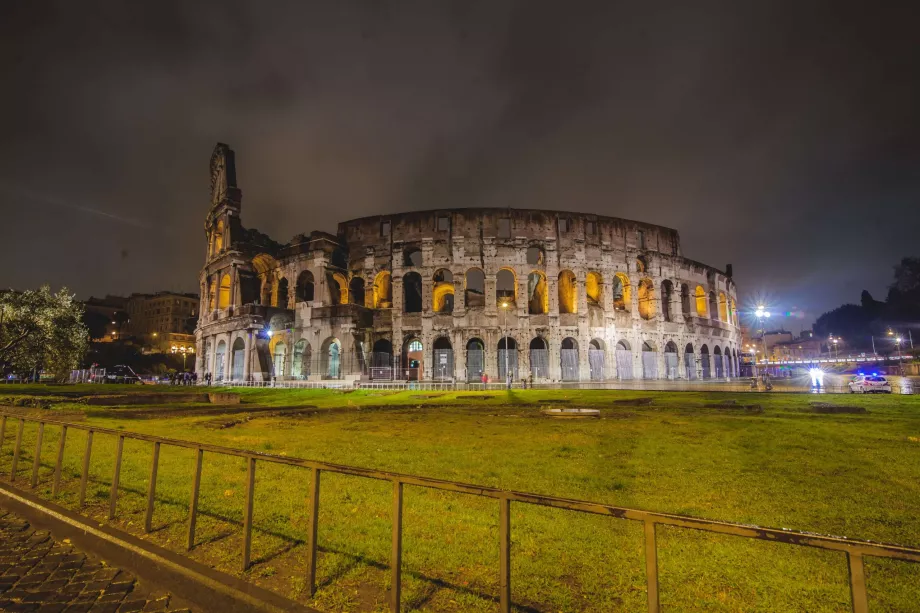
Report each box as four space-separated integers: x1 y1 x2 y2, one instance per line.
0 510 192 613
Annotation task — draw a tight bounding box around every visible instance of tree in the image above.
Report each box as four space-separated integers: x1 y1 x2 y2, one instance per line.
0 286 90 381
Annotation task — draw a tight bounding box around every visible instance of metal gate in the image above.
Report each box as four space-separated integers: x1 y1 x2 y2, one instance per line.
616 349 633 380
588 350 605 381
530 349 549 379
701 354 711 379
433 349 454 380
232 348 244 381
715 355 724 378
684 352 696 379
561 349 579 381
664 352 679 380
466 350 485 381
370 352 394 380
498 349 519 381
642 350 658 379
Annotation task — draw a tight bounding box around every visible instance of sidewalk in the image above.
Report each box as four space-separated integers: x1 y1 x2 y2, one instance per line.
0 509 192 613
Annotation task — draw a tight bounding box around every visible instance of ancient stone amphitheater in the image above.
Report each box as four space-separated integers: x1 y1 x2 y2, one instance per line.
196 143 742 384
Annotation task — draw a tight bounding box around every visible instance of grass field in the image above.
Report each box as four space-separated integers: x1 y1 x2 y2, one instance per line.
0 385 919 612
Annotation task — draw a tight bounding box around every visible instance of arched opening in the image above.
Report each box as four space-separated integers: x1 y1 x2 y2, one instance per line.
695 286 708 317
466 338 485 381
373 271 393 309
371 339 394 379
713 346 724 377
218 274 232 309
526 246 545 266
560 337 579 381
684 343 695 379
404 338 423 381
231 337 245 381
432 337 453 380
723 345 732 378
322 338 341 379
664 341 678 379
558 270 577 314
497 336 518 381
215 340 227 381
586 272 603 308
641 341 658 379
638 279 655 320
680 284 691 317
296 271 315 303
730 299 738 325
497 268 516 308
327 272 348 305
661 281 674 322
293 339 311 379
700 344 711 379
275 277 289 308
615 340 633 380
529 337 549 380
718 292 728 322
349 277 366 306
465 268 485 308
636 256 647 273
208 277 217 311
272 340 287 378
588 339 606 380
613 273 631 311
213 220 224 254
433 269 454 313
709 292 719 321
403 272 422 313
527 271 548 314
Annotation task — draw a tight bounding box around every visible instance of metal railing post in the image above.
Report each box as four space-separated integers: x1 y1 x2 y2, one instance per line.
390 480 403 613
30 422 44 488
847 552 869 613
79 430 93 507
108 435 125 519
645 521 660 613
187 448 203 549
52 425 67 497
145 442 160 533
306 467 321 596
241 457 256 571
499 496 511 613
10 419 24 481
0 415 6 456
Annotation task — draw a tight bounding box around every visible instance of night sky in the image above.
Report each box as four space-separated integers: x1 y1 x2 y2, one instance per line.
2 1 919 329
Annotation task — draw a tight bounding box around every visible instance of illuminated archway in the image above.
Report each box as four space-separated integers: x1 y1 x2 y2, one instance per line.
218 274 232 309
558 270 577 314
373 271 393 308
718 292 728 321
527 271 548 314
586 272 602 307
613 273 631 311
328 272 348 305
695 286 707 317
213 220 224 254
638 279 655 320
433 269 454 313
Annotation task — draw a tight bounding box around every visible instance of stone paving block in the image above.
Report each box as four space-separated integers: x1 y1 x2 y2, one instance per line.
0 511 192 613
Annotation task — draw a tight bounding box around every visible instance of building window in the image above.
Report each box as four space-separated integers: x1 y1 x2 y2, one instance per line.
437 216 450 232
559 218 569 233
380 220 391 236
497 218 511 238
586 221 596 235
638 230 646 250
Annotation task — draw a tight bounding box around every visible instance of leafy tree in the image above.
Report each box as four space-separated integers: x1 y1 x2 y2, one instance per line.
0 286 90 381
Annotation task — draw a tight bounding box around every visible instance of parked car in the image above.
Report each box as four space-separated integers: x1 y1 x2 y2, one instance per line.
101 365 141 384
848 374 892 394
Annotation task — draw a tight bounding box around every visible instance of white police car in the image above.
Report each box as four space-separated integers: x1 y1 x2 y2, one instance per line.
848 374 892 394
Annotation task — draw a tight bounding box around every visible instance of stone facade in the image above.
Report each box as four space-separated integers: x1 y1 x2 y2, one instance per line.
196 143 742 383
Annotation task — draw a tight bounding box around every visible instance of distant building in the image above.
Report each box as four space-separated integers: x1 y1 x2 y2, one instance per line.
125 292 198 352
83 295 129 342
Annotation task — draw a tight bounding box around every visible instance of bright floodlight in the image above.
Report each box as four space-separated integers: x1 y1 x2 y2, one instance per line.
896 337 902 343
809 367 824 387
764 312 771 318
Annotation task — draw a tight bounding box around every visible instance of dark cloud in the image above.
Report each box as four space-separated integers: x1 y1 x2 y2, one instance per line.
1 0 918 326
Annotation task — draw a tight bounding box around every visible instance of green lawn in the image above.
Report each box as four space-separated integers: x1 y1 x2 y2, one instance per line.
1 387 919 612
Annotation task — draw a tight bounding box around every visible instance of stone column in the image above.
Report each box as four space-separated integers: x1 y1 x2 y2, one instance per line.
223 335 232 381
243 330 252 381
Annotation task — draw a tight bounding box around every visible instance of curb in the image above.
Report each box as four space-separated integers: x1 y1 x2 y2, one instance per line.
0 481 319 613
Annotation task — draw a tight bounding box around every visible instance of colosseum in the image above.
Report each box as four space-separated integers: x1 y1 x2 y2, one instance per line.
196 143 742 384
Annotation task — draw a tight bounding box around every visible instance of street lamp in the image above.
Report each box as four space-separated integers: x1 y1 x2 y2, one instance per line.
500 300 511 388
171 345 193 370
895 337 903 374
754 306 771 373
829 335 840 362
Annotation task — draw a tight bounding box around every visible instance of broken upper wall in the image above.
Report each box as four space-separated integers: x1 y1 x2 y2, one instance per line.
338 208 683 263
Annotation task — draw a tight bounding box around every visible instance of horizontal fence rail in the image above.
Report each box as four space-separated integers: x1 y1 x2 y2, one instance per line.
0 411 918 613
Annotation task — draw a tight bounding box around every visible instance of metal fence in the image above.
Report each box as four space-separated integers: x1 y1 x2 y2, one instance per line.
0 411 917 613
